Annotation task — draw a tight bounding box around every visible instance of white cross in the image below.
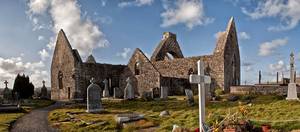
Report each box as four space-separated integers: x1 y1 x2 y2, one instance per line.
189 60 211 131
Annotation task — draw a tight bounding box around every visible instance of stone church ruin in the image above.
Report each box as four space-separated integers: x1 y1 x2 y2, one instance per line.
51 17 240 101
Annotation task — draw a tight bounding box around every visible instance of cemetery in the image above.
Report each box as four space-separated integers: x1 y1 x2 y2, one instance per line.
0 13 299 132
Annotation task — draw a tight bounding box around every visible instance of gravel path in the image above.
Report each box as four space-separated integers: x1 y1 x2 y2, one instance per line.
10 102 61 132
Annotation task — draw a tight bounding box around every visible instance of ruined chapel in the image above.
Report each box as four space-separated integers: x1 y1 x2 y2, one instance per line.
51 17 240 101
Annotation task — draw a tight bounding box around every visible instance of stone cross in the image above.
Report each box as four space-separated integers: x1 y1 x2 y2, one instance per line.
103 79 110 97
189 60 211 131
42 80 45 86
290 52 295 83
287 52 298 100
4 80 8 88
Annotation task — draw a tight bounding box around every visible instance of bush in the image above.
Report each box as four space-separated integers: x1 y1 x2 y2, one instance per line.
12 74 35 99
215 88 224 96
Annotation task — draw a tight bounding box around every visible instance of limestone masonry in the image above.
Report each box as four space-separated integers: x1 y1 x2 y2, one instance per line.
51 17 240 101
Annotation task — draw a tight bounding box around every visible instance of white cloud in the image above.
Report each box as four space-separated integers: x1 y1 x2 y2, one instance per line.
242 0 300 31
268 60 288 76
118 0 154 7
239 32 250 40
101 0 107 7
160 0 213 29
27 0 110 58
258 37 288 56
214 31 225 39
38 35 44 41
117 48 132 59
0 56 48 88
38 49 50 61
27 0 50 14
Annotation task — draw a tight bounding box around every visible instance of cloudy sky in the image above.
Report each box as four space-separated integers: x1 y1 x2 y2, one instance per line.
0 0 300 88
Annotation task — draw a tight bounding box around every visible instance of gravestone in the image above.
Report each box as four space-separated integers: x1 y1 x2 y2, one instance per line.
86 78 103 113
160 86 168 99
286 52 299 100
113 87 122 98
124 77 134 100
40 80 48 99
184 89 194 106
102 79 110 98
189 60 211 131
2 80 12 103
151 87 160 98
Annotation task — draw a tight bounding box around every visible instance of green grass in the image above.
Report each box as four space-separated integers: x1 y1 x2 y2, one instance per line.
48 95 300 131
0 99 55 132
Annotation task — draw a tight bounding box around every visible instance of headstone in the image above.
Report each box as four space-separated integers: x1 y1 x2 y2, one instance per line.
124 77 134 100
115 113 144 125
160 86 168 99
189 60 211 131
113 87 123 98
184 89 194 106
2 80 12 103
86 78 103 113
40 80 48 99
286 52 299 100
151 87 160 98
141 91 152 101
102 79 110 98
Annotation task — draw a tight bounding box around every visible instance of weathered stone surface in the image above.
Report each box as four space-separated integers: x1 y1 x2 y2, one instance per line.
124 77 135 100
185 89 195 106
51 17 240 101
287 83 298 100
102 79 110 98
113 87 123 98
115 113 144 125
159 110 170 117
160 86 168 99
86 78 103 113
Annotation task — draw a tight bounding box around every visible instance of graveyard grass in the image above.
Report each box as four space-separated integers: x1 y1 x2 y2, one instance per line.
48 95 300 132
0 99 55 132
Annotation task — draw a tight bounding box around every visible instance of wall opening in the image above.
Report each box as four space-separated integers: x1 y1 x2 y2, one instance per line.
135 62 141 75
58 71 63 89
165 52 175 60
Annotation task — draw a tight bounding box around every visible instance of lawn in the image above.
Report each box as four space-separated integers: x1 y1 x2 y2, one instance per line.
48 95 300 132
0 99 55 132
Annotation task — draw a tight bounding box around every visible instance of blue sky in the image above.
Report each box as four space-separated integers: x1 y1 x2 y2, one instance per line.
0 0 300 88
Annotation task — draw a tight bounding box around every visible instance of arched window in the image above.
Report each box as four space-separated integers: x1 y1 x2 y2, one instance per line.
58 71 63 89
165 52 175 60
135 61 141 75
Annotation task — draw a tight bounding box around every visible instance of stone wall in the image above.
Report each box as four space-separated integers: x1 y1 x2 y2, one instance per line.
230 85 300 95
51 30 80 100
212 17 240 92
77 63 126 99
153 55 215 95
120 48 161 96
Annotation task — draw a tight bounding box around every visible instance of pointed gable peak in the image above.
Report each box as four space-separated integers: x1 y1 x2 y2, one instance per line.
86 54 96 63
226 16 236 32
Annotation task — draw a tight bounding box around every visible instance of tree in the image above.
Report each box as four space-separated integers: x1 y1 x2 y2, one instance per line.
12 74 35 99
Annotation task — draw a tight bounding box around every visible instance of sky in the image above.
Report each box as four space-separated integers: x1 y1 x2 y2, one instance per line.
0 0 300 88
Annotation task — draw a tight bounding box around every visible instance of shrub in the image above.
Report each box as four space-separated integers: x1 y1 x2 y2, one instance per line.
215 88 224 97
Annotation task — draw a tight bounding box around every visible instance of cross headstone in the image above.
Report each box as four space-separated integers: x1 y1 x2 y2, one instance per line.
4 80 8 88
124 77 134 100
286 52 298 100
189 60 211 131
86 78 103 113
40 80 48 99
102 79 110 98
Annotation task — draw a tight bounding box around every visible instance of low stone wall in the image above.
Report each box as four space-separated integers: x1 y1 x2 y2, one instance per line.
230 85 300 95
